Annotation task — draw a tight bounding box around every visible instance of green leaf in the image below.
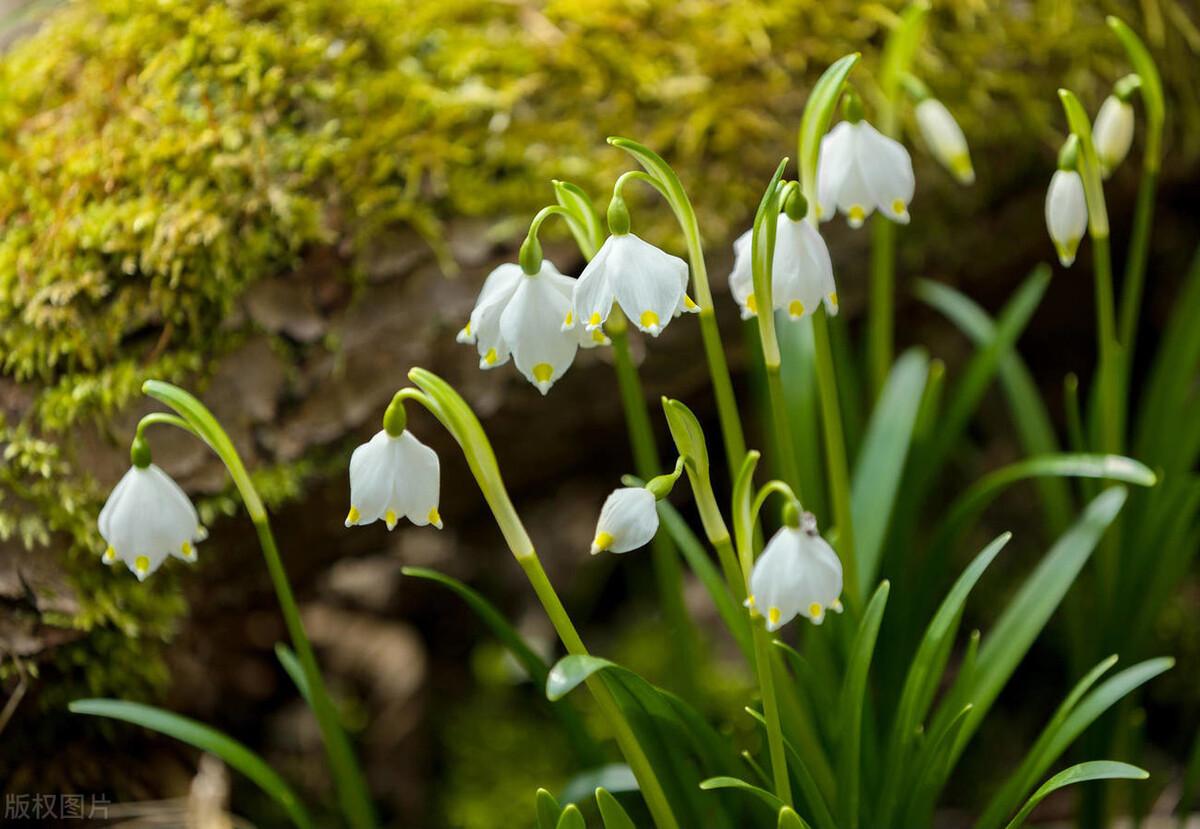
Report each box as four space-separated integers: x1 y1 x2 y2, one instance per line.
838 581 890 829
931 487 1128 776
851 348 929 591
977 656 1171 829
777 806 813 829
913 265 1052 478
699 777 785 812
559 766 638 805
70 699 312 829
536 788 563 829
876 533 1010 827
596 787 637 829
798 53 861 209
555 805 585 829
902 703 973 827
275 642 311 705
1003 762 1147 829
933 454 1155 556
547 655 742 828
403 566 602 766
744 707 837 829
912 278 1069 535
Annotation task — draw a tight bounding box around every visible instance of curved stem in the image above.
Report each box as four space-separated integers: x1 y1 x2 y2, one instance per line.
609 138 748 480
141 382 376 829
135 412 193 439
405 369 679 829
811 311 859 606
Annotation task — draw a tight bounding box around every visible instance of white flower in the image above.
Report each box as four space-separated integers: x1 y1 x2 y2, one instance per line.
817 120 916 228
345 429 442 531
456 259 606 394
1045 169 1088 267
915 98 975 185
1093 95 1134 178
571 233 698 337
744 514 843 630
98 464 206 581
590 486 659 555
728 214 838 321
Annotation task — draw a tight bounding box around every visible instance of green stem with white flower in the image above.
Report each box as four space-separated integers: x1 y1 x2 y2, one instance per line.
797 55 863 606
749 163 804 499
609 138 748 481
402 369 679 829
1109 16 1165 410
141 381 377 829
536 187 699 695
732 452 795 806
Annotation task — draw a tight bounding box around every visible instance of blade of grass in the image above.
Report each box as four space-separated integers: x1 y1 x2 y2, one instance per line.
838 581 890 829
1003 762 1148 829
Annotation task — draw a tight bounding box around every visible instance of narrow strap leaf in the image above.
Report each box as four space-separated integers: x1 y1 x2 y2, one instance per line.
1003 762 1147 829
595 788 636 829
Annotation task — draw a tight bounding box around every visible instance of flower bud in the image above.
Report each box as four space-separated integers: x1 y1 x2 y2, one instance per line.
1092 94 1134 178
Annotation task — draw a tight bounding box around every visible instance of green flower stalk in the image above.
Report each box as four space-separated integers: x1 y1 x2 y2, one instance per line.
138 381 378 829
607 137 747 481
395 368 680 829
797 54 863 604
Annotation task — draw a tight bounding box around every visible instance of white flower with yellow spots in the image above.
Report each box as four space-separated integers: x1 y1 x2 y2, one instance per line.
590 486 659 555
570 232 698 337
915 98 975 185
817 120 915 228
1093 94 1134 178
345 429 442 531
1045 168 1088 267
728 214 838 321
456 259 606 394
98 464 206 581
745 512 843 630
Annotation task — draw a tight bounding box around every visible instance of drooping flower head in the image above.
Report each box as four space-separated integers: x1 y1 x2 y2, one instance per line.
98 439 206 581
457 259 606 395
345 401 442 531
817 96 915 228
589 460 682 555
729 209 838 322
914 97 975 185
1045 136 1089 268
570 195 698 337
745 511 843 630
1092 93 1135 178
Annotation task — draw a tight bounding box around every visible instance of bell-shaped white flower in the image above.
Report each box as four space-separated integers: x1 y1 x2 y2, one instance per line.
817 120 915 228
456 259 605 394
915 99 975 185
728 214 838 321
744 513 843 630
345 429 442 531
1093 95 1134 178
99 464 206 581
1045 169 1088 267
571 233 698 337
590 486 659 555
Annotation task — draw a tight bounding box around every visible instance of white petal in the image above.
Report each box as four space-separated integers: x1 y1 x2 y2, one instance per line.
499 266 579 394
855 121 915 224
1093 96 1134 177
347 430 395 526
592 487 659 554
468 263 522 369
772 216 831 319
817 122 855 223
392 431 442 528
100 465 199 579
748 528 806 631
728 229 757 318
1045 170 1088 267
573 237 617 331
915 99 974 184
607 234 688 336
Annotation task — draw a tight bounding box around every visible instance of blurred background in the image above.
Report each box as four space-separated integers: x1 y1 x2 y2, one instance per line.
0 0 1197 826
